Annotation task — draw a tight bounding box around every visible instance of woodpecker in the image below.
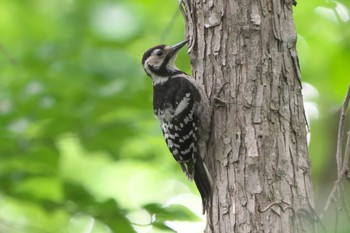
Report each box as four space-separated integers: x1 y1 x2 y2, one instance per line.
142 40 212 213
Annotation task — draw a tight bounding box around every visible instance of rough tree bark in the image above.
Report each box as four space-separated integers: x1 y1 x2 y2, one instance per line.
181 0 317 232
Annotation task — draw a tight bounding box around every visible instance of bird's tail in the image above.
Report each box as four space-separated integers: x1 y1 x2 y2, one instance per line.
193 154 213 214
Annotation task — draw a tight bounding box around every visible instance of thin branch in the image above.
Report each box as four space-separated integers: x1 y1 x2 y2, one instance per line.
343 130 350 178
335 85 350 177
335 85 349 166
340 131 350 220
322 85 350 217
160 3 181 42
179 0 187 19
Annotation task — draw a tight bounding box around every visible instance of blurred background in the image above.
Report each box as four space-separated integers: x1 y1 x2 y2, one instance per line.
0 0 349 232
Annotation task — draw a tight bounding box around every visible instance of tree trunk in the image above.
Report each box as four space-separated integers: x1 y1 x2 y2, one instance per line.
181 0 317 232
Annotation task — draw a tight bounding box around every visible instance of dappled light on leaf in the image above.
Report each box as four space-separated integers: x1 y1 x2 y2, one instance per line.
90 3 141 42
142 203 201 232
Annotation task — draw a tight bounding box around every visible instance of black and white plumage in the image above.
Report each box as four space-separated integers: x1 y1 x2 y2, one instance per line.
142 40 212 213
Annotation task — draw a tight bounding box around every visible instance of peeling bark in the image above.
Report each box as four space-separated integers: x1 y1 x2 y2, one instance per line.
181 0 317 232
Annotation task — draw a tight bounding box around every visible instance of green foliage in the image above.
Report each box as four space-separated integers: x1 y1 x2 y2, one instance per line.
0 0 195 232
295 0 350 181
0 0 349 232
143 203 201 232
143 203 201 222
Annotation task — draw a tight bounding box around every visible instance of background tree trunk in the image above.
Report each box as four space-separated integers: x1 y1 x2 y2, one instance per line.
181 0 317 232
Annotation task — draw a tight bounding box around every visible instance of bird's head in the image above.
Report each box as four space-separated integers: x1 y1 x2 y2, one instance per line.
142 40 188 78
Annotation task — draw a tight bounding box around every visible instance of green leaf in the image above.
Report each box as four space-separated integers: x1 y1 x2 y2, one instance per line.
63 182 136 233
143 203 201 222
152 220 176 232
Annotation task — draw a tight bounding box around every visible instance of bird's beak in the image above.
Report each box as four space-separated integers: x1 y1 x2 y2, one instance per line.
168 39 189 58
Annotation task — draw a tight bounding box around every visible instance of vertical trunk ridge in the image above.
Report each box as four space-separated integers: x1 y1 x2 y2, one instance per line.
181 0 316 232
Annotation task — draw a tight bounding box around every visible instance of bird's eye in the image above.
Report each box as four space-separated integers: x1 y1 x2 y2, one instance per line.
156 50 164 56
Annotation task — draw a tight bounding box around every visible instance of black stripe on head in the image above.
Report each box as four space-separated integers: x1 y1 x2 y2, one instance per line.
157 53 173 75
149 65 182 77
142 44 166 65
